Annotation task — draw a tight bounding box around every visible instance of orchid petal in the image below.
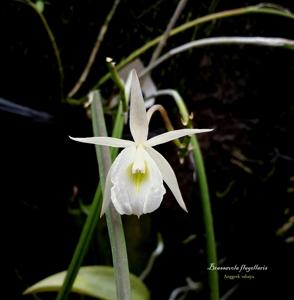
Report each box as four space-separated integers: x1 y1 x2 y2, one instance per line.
129 70 149 143
69 136 134 148
110 146 165 217
146 147 187 212
145 128 213 147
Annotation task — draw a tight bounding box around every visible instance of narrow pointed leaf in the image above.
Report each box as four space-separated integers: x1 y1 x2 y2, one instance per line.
24 266 150 300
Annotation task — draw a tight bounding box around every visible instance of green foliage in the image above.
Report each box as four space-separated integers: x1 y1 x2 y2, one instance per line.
24 266 150 300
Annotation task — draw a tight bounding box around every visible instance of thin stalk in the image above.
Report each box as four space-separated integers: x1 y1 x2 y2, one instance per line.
111 101 125 143
190 0 220 39
106 58 128 112
68 0 121 97
91 91 131 300
146 89 193 160
140 36 294 76
93 4 294 89
140 233 164 280
148 89 190 125
190 136 219 300
146 104 183 148
162 91 219 300
22 0 64 102
148 0 188 67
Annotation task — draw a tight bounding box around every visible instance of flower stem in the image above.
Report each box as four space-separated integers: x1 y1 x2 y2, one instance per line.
106 58 128 112
91 91 131 300
67 4 294 106
93 4 294 90
147 0 188 67
55 97 125 300
22 0 64 102
68 0 121 97
162 91 219 300
146 104 183 148
140 36 294 77
190 136 219 300
148 89 190 125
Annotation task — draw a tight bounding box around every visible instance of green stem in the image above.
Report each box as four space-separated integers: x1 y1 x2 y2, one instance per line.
148 0 188 67
111 101 125 142
148 89 190 125
165 91 219 299
93 4 294 89
140 36 294 77
55 98 125 300
91 91 131 300
23 0 64 102
106 58 128 112
68 0 121 97
190 136 219 300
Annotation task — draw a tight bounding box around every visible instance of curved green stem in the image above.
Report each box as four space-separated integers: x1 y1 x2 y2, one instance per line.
148 89 190 125
22 1 64 102
140 36 294 77
68 0 121 97
93 4 294 90
106 58 128 112
148 0 188 66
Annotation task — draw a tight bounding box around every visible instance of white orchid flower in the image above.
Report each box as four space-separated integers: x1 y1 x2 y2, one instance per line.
70 70 213 217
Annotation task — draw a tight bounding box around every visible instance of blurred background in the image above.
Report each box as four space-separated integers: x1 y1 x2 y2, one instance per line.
1 0 293 299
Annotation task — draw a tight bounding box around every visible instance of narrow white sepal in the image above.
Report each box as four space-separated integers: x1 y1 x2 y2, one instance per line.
69 136 134 148
124 70 133 105
145 128 214 147
129 70 149 143
146 147 188 212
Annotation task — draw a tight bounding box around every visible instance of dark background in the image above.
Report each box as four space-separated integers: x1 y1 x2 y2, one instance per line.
1 0 293 299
